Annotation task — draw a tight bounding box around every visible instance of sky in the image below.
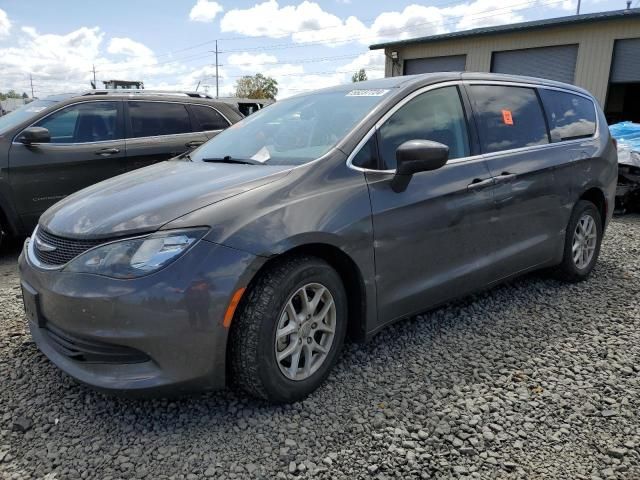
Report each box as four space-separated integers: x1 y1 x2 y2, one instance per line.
0 0 630 99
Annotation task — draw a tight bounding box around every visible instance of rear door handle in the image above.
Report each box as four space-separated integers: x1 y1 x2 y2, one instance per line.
185 140 204 149
95 147 120 156
467 178 495 191
494 172 517 183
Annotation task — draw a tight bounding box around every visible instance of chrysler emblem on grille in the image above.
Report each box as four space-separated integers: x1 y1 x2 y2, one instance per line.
34 235 57 252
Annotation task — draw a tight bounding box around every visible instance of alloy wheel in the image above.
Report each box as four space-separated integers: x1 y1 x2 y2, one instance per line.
275 282 336 381
572 213 597 269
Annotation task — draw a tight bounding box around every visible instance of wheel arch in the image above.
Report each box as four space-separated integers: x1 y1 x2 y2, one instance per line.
242 243 369 343
579 187 607 226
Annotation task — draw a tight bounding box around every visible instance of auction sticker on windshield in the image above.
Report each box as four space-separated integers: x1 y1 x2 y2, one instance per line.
346 89 389 97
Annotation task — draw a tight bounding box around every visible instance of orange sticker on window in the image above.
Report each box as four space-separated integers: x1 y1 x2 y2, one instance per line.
502 109 514 125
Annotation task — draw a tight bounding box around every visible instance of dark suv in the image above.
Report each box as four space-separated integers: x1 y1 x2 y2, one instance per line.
0 91 242 243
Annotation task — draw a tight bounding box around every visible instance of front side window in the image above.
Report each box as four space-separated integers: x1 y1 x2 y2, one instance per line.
33 102 120 143
469 85 549 153
129 102 191 138
351 134 378 169
191 105 229 131
378 86 470 170
539 89 596 142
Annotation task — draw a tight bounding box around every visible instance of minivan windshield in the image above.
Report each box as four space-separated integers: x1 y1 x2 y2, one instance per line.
0 99 59 135
191 88 391 166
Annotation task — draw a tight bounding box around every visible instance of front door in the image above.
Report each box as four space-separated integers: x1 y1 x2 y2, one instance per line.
366 85 497 325
8 100 126 231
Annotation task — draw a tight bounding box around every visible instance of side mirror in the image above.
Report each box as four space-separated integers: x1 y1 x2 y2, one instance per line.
391 140 449 192
19 127 51 145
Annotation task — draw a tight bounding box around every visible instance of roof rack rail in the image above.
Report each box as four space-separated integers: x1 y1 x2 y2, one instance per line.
82 90 215 99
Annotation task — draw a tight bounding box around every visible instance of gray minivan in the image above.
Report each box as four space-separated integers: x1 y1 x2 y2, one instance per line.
19 73 617 402
0 91 242 242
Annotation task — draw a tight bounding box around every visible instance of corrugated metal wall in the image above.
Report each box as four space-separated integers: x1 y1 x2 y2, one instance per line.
383 17 640 105
611 38 640 82
491 45 578 83
404 55 467 74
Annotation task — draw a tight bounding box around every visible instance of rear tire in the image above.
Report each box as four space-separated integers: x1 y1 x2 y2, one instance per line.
229 255 347 403
555 200 603 282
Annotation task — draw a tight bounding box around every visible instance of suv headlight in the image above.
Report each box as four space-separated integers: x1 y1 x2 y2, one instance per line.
64 229 207 278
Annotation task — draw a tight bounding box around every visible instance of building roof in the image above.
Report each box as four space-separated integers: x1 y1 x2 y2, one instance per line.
370 8 640 50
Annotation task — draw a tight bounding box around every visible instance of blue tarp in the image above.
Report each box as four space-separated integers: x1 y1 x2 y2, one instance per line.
610 122 640 167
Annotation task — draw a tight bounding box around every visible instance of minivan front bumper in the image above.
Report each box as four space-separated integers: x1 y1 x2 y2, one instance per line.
18 237 259 396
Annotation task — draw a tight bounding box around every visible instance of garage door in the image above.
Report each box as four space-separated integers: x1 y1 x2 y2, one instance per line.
404 55 466 75
491 45 578 83
611 38 640 83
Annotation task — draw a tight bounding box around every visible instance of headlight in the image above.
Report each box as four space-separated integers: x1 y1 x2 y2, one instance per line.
64 229 207 278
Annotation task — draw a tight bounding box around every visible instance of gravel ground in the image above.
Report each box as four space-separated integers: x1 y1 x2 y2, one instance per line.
1 216 639 480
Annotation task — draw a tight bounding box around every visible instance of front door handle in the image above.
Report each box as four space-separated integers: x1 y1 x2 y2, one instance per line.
467 178 495 191
185 140 204 149
494 172 517 183
95 147 120 156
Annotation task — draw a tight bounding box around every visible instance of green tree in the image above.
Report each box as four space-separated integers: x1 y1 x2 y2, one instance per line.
234 73 278 100
351 68 368 83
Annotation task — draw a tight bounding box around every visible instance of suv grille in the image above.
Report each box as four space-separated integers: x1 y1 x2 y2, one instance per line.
33 228 104 267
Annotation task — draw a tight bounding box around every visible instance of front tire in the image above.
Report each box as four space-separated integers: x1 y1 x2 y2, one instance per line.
229 255 347 403
555 200 603 282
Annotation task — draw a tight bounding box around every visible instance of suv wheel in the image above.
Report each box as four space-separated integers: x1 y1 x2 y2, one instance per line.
230 255 347 403
555 200 603 282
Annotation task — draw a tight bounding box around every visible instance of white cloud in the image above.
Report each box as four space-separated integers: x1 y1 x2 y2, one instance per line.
368 5 448 44
189 0 224 23
0 8 10 37
220 0 368 47
220 0 570 47
227 52 278 71
107 37 154 58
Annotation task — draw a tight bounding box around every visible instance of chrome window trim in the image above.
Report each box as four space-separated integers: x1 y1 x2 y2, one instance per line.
12 100 122 146
346 81 473 173
13 99 232 146
347 79 600 174
465 80 600 143
188 103 232 130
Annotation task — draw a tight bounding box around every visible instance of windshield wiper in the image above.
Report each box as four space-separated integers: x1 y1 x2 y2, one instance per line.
201 156 264 165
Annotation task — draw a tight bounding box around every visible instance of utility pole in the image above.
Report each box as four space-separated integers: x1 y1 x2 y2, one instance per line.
29 74 34 99
576 0 581 14
92 64 97 89
211 41 222 98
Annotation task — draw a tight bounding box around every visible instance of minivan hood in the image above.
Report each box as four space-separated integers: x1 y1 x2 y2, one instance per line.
39 160 292 239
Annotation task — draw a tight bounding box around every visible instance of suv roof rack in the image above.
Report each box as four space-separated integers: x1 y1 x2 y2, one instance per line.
82 90 215 99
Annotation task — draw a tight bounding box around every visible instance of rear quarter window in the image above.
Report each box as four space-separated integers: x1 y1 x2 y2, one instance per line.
469 85 549 154
538 89 596 142
191 105 229 131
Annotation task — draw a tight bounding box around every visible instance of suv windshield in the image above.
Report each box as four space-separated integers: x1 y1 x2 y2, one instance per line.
191 89 391 166
0 99 60 135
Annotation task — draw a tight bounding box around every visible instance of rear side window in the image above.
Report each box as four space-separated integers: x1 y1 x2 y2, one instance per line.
378 86 470 170
469 85 549 153
539 89 596 142
128 102 191 138
34 102 121 143
191 105 229 131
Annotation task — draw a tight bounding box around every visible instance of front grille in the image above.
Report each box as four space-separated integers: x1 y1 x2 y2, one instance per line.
44 324 150 364
33 228 104 267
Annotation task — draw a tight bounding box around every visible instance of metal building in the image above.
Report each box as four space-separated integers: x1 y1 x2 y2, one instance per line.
370 8 640 123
